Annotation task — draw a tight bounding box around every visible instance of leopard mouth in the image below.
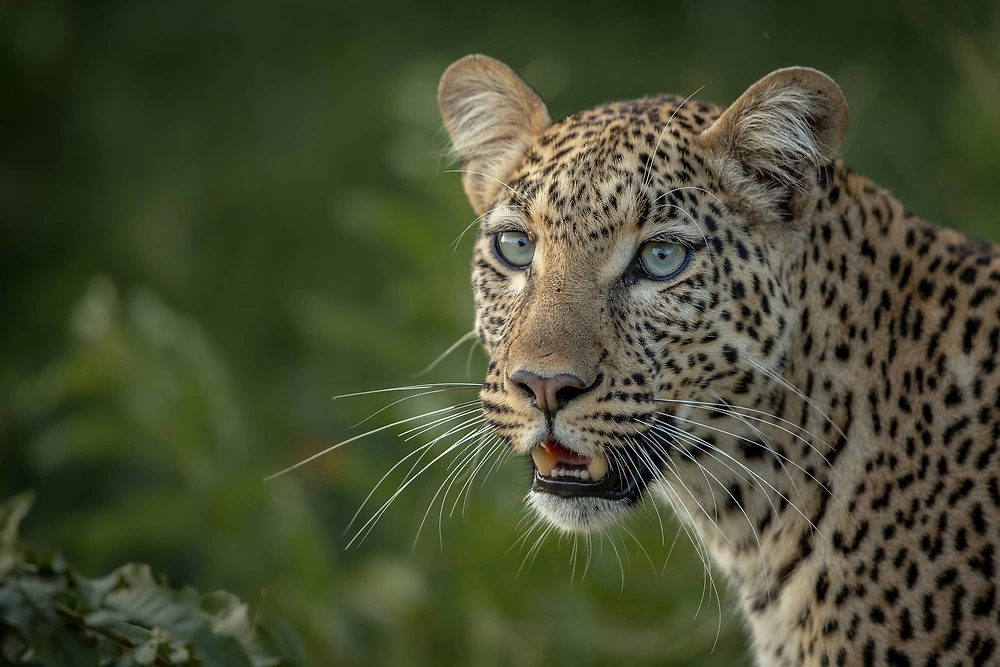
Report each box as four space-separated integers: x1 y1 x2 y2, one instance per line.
529 439 652 502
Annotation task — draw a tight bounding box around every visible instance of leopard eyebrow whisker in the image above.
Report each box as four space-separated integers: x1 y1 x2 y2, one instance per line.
450 207 496 253
641 87 705 193
444 169 528 202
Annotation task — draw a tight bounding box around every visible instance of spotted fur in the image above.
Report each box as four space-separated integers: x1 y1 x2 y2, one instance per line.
438 55 1000 667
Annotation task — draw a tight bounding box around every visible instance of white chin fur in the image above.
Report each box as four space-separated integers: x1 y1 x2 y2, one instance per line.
527 490 628 533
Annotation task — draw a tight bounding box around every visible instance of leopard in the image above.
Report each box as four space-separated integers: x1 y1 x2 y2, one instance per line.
434 54 1000 667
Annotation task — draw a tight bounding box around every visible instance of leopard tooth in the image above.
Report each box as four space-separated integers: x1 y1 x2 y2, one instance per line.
587 450 608 480
531 446 557 476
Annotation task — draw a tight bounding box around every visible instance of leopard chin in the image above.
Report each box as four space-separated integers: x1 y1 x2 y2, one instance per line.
526 492 629 533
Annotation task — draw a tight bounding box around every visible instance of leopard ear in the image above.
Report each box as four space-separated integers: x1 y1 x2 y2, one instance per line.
699 67 848 219
439 55 551 214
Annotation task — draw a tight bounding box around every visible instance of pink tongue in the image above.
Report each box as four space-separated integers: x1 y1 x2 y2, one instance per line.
543 439 589 465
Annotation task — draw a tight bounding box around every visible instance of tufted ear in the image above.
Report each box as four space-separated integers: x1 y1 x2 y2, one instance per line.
698 67 849 220
439 55 551 214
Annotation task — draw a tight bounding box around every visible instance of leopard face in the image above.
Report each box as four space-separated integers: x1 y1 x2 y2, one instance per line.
442 55 846 535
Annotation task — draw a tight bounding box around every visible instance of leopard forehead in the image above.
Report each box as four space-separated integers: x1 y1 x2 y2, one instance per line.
488 95 724 243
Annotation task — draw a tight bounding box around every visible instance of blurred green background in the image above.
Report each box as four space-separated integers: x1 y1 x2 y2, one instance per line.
2 1 999 665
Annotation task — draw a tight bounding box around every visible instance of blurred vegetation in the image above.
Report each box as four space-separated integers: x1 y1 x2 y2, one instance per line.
1 1 998 665
0 492 305 667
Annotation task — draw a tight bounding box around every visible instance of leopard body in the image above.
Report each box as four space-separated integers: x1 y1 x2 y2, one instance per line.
437 55 1000 666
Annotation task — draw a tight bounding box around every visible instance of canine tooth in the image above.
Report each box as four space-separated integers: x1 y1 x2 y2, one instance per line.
587 451 608 480
532 446 557 475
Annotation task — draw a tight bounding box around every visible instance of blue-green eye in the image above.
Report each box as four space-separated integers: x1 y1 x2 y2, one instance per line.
637 241 689 279
493 231 535 268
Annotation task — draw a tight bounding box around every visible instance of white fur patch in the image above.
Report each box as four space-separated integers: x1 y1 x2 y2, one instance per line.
527 490 628 533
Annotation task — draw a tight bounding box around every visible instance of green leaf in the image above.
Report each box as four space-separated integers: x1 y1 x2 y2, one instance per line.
87 564 253 667
251 604 305 667
19 621 99 667
0 494 305 667
72 570 124 611
0 492 34 577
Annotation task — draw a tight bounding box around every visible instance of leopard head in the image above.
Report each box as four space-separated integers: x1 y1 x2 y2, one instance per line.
438 55 848 533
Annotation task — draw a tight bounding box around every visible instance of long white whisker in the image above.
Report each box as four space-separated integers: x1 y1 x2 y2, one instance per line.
413 330 479 377
642 88 704 192
746 356 846 440
265 401 480 481
655 396 833 450
349 419 487 548
444 169 527 201
332 383 481 401
349 389 449 429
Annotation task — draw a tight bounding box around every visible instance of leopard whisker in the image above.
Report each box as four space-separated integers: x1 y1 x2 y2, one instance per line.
264 400 481 481
518 521 556 578
399 403 483 441
413 329 479 378
348 389 450 430
656 471 719 622
661 398 839 482
746 355 846 441
349 418 488 548
604 528 627 595
641 88 705 193
716 404 811 519
332 382 481 401
635 428 732 545
659 412 835 503
654 396 833 450
444 169 528 201
425 427 495 551
640 423 772 599
651 416 827 538
454 434 507 516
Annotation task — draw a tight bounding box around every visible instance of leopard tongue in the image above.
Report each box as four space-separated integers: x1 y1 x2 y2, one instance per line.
530 442 608 481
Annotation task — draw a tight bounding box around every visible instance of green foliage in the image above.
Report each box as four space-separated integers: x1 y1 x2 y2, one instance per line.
0 492 305 667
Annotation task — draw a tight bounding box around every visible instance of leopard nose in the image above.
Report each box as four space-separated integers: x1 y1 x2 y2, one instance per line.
509 370 595 415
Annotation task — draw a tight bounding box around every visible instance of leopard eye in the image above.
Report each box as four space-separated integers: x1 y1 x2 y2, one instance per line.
638 241 688 279
493 231 535 268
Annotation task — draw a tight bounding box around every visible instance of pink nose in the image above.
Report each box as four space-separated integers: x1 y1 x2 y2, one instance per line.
509 370 591 415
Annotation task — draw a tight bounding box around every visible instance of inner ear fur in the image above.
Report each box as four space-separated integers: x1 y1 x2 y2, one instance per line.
698 67 849 221
438 55 551 214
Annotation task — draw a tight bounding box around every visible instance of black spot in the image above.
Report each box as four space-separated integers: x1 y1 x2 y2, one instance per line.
722 344 739 364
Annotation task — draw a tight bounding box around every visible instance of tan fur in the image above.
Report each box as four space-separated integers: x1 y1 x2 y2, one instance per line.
438 55 551 213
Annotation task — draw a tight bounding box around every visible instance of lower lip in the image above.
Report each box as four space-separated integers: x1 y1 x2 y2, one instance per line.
530 467 640 501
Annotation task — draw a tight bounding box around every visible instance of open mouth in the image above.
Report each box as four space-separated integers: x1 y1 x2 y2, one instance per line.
529 439 650 502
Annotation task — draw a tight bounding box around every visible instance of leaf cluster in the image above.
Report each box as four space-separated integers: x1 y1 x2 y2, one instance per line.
0 492 304 667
